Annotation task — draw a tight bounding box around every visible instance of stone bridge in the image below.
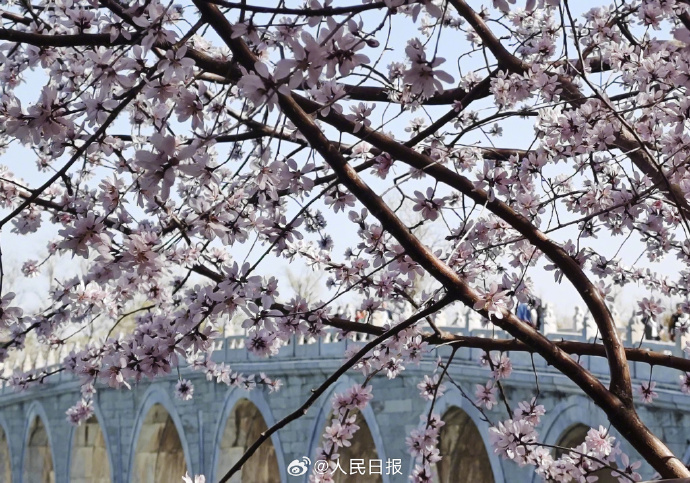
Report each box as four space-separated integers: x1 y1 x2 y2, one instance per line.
0 323 689 483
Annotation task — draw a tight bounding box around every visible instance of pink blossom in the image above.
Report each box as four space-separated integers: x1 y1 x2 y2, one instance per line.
492 354 513 380
637 381 658 404
681 373 690 394
182 474 205 483
474 283 510 320
175 379 194 401
585 426 614 458
417 374 446 401
475 381 498 410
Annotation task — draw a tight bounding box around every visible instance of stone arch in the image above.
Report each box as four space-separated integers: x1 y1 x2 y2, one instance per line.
417 384 503 483
23 409 55 483
129 388 191 483
539 396 622 483
433 406 494 483
554 424 618 483
0 420 11 483
555 423 590 457
323 410 382 483
307 378 388 483
68 413 112 483
211 390 287 483
214 399 280 483
682 443 690 466
540 395 612 450
131 404 187 483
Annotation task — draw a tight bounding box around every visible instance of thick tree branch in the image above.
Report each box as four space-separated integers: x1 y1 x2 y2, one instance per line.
325 317 690 373
190 2 690 477
291 88 633 401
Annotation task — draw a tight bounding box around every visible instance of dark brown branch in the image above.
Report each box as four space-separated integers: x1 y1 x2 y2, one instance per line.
0 9 30 25
0 28 129 46
200 0 388 16
291 88 633 401
325 317 690 373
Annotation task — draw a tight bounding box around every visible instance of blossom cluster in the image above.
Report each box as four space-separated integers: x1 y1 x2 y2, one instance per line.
1 0 690 480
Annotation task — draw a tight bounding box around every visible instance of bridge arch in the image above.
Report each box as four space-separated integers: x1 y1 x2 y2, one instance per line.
540 395 610 445
0 415 12 483
681 441 690 470
306 377 389 483
537 395 622 483
553 423 619 483
67 402 113 483
211 389 286 483
417 384 503 483
128 386 192 483
434 405 494 483
22 403 56 483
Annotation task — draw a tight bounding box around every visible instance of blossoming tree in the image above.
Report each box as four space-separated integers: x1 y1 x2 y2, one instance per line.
2 0 690 481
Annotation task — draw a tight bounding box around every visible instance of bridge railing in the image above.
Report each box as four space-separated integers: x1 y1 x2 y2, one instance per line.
213 323 685 359
2 322 686 395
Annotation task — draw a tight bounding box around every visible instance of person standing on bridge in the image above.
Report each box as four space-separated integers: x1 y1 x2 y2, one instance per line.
669 303 685 342
517 302 533 326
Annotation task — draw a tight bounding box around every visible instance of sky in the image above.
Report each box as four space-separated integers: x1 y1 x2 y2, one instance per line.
0 0 682 328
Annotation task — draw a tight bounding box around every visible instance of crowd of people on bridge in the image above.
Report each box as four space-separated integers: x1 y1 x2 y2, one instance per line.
515 298 547 331
515 299 689 343
642 303 688 342
333 297 688 344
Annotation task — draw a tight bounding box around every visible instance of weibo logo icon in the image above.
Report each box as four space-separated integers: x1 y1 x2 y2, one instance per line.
287 456 311 477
